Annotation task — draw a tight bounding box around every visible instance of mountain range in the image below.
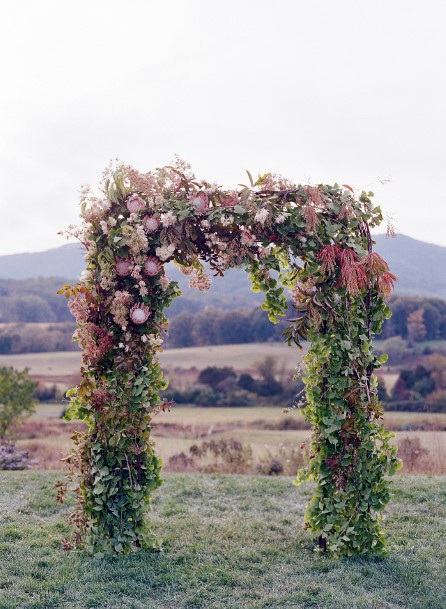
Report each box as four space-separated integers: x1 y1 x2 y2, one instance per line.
0 234 445 303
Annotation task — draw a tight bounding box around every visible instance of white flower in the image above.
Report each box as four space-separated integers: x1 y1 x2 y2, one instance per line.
108 217 117 227
220 215 234 227
160 211 176 228
254 209 269 225
99 220 108 234
141 335 148 343
276 213 288 224
200 219 211 229
155 243 176 261
159 275 172 291
148 335 164 347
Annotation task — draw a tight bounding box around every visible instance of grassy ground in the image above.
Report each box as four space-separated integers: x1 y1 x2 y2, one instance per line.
0 472 445 609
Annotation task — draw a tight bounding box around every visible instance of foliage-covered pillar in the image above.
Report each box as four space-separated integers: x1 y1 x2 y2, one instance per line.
298 289 399 556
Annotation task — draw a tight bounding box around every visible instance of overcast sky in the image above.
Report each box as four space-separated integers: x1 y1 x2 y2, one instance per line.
1 0 445 255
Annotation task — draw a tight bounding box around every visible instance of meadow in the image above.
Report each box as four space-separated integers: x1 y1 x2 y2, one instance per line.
1 341 444 474
1 471 445 608
0 343 305 376
14 404 446 475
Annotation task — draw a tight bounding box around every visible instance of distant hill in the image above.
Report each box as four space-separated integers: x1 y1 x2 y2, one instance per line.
0 243 85 280
373 234 446 299
0 235 445 303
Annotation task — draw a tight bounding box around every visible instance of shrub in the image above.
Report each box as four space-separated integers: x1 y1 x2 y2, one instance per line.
33 383 61 402
197 367 237 392
0 367 37 438
386 400 426 412
425 390 446 412
0 443 32 470
257 443 307 476
398 437 428 473
188 439 253 474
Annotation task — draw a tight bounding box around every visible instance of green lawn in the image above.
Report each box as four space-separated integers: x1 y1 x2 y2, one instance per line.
1 473 445 608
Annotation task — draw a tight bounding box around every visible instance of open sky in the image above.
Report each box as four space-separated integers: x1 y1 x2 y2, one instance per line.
1 0 445 255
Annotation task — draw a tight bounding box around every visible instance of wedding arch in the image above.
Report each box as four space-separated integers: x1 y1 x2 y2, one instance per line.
58 159 400 558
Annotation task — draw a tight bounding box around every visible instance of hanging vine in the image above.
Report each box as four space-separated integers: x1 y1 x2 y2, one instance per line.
57 159 400 557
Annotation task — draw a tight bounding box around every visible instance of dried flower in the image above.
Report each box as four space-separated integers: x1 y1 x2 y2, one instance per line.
189 271 212 291
110 290 133 327
340 261 368 295
306 185 325 206
127 167 158 197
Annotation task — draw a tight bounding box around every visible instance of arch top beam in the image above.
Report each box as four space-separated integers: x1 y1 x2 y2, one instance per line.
60 160 400 558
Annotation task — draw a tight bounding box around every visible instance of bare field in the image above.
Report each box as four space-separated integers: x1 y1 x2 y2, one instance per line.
0 342 306 378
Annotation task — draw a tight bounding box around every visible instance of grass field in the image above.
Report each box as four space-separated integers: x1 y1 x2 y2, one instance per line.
3 338 445 379
0 343 306 377
0 472 445 609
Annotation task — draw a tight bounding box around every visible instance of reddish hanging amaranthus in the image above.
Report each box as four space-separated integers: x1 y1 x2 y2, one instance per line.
317 244 342 275
359 252 397 295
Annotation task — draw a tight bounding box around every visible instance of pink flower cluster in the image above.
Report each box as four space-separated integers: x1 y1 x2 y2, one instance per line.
74 323 114 365
189 271 212 292
68 292 91 324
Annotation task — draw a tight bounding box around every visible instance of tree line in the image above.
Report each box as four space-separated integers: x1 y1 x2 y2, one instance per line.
166 296 446 348
1 275 446 353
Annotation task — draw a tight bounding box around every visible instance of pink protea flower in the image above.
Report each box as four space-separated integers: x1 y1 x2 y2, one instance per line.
143 256 163 277
129 303 151 325
220 191 239 207
191 192 209 215
115 258 132 276
126 194 146 214
143 214 160 234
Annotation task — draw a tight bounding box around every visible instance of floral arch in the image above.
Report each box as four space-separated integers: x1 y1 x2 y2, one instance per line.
59 159 400 558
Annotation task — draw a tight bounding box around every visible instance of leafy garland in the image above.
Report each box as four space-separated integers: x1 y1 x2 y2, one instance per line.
58 159 400 558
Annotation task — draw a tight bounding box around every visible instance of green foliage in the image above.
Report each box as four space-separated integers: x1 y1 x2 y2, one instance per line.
63 162 400 558
0 367 37 438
